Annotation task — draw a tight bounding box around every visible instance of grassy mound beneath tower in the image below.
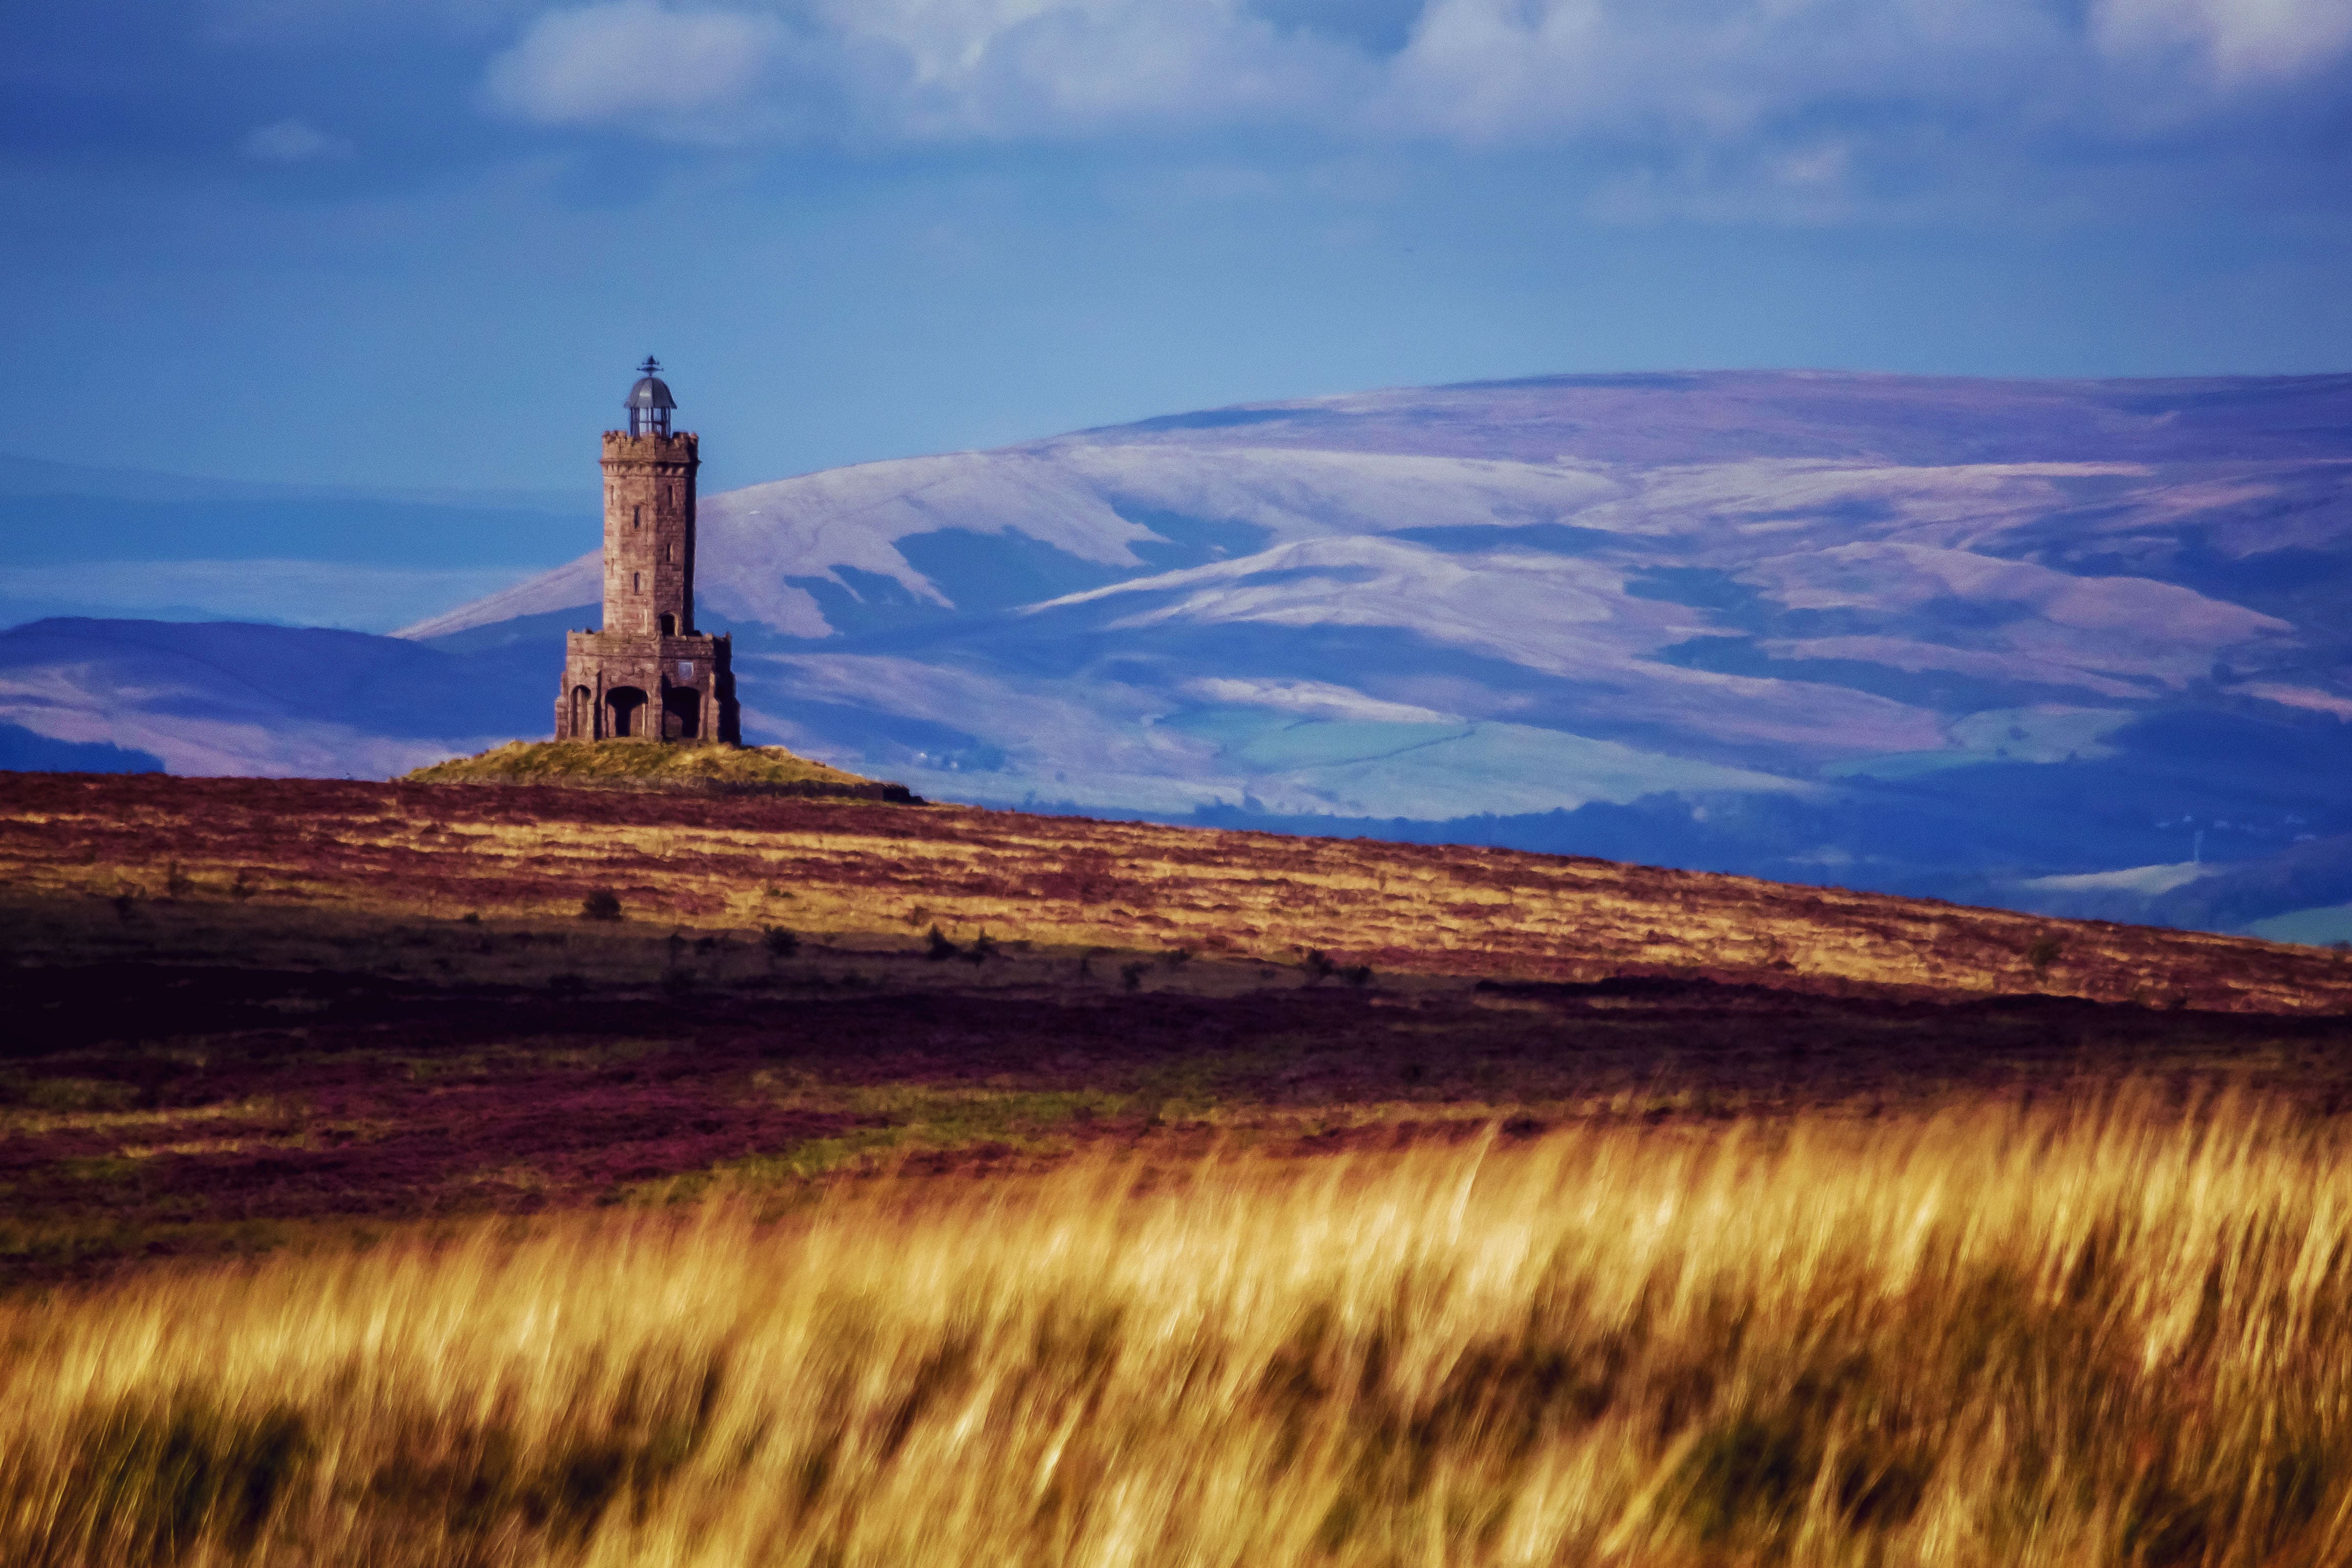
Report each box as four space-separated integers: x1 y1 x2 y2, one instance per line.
404 739 920 801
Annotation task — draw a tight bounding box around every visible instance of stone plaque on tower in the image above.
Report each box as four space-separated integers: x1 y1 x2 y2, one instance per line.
554 359 741 744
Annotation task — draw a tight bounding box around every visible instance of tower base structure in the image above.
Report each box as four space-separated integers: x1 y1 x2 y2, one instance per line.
555 628 740 743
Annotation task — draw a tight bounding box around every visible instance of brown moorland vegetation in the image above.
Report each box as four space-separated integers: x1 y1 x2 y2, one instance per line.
6 770 2345 1010
4 768 2351 1283
7 770 2352 1563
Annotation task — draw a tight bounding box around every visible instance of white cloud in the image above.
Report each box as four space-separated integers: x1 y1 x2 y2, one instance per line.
482 0 1369 141
241 118 354 162
474 0 2352 165
812 0 1366 137
2094 0 2352 84
1385 0 2082 146
484 1 791 140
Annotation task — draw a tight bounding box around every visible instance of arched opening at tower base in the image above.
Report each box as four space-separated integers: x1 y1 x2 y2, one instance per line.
663 688 701 741
606 687 648 738
570 687 591 738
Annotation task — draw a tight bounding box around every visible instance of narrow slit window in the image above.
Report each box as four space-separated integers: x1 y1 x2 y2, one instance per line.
632 505 641 529
633 572 641 592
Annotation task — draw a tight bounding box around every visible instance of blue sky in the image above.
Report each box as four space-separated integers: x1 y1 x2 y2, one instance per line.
6 0 2351 504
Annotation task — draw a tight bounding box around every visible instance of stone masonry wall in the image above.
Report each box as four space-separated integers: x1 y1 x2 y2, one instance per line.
552 426 738 743
599 431 698 639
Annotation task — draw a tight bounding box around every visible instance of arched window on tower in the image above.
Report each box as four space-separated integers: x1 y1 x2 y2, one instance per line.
659 614 675 636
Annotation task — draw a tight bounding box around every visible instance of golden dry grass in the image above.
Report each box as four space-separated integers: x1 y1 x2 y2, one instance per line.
6 773 2348 1013
8 1088 2352 1566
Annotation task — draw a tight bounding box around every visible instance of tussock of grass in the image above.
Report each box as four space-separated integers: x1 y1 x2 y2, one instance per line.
404 740 913 800
8 1088 2352 1565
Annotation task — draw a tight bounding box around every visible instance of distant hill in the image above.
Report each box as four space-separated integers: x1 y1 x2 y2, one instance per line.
7 371 2350 936
0 454 586 632
0 719 160 775
0 618 541 777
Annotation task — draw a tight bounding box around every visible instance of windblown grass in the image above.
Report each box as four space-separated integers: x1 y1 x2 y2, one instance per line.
8 1087 2352 1565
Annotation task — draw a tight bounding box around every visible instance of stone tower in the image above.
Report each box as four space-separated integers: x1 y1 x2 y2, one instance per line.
554 359 740 743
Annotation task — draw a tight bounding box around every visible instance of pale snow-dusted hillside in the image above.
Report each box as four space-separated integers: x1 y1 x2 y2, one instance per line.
11 371 2352 935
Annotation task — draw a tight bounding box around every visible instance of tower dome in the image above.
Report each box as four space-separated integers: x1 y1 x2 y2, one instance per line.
626 357 675 436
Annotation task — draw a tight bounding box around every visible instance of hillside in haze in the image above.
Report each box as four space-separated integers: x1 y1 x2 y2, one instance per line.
7 370 2351 936
0 454 585 633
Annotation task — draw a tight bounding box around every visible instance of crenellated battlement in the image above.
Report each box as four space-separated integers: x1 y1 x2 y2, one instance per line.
566 629 733 655
600 430 699 462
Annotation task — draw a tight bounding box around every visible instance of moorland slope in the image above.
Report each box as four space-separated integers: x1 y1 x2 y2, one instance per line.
2 763 2348 1277
4 766 2346 1276
6 765 2352 1568
7 770 2344 1012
